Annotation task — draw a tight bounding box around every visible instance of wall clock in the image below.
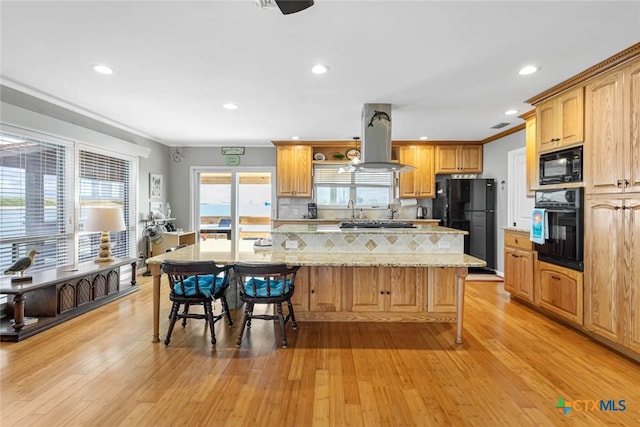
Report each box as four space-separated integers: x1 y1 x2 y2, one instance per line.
346 148 361 160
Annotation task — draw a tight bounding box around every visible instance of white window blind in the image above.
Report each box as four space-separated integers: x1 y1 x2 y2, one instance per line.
0 131 73 273
314 165 393 207
78 150 134 262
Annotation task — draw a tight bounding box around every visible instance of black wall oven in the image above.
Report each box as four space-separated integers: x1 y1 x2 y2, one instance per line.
534 188 584 271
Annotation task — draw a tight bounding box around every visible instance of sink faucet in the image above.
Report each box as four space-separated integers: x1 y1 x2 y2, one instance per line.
347 199 355 219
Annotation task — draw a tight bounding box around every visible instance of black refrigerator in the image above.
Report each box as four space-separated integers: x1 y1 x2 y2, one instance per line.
433 179 496 270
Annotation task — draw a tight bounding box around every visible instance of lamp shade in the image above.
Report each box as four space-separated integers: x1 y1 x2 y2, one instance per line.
85 207 126 232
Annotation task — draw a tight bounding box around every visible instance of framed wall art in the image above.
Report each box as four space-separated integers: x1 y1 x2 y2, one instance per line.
149 173 163 200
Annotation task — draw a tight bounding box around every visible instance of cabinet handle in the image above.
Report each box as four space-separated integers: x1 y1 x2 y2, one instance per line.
551 275 561 281
310 289 315 294
514 238 518 244
617 180 622 188
614 206 620 210
624 179 630 187
511 253 518 258
386 291 391 295
380 291 384 295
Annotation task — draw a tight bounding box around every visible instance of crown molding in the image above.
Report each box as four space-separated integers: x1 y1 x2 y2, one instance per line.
526 42 640 105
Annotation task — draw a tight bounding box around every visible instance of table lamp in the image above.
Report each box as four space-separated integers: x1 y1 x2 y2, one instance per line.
85 207 126 262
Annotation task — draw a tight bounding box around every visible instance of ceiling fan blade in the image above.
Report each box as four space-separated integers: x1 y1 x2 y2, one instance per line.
275 0 314 15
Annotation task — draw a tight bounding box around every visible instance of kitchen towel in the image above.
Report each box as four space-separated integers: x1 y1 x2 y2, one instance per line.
530 208 547 244
400 198 418 207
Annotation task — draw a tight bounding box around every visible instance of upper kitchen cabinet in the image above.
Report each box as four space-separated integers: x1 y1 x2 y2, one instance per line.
434 144 483 174
536 86 584 154
275 145 312 197
397 144 435 198
585 57 640 195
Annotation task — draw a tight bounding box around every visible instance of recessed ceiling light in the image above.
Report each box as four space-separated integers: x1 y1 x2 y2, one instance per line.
505 109 519 116
92 64 114 75
291 136 300 140
519 65 539 75
222 103 238 110
419 136 429 140
311 64 329 74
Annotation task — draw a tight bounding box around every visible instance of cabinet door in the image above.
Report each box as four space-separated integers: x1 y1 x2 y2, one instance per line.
398 146 419 197
516 250 534 302
388 267 423 312
503 247 518 295
459 145 483 173
346 267 385 312
537 99 558 152
416 145 435 197
537 261 582 324
624 60 640 193
435 145 459 174
289 266 309 313
293 146 312 196
309 266 342 312
525 116 537 195
623 199 640 353
427 267 456 313
585 70 625 195
584 198 624 342
558 87 584 147
276 146 312 197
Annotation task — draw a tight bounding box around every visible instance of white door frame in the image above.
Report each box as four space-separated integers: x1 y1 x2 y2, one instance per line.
189 166 277 241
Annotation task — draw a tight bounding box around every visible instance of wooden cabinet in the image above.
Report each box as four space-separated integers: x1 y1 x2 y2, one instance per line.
346 267 423 313
289 266 310 313
536 86 584 153
397 145 435 198
276 145 312 197
503 230 535 303
585 58 640 195
536 261 583 325
308 266 342 312
584 196 640 351
434 144 483 174
151 231 196 256
427 267 457 313
524 113 538 196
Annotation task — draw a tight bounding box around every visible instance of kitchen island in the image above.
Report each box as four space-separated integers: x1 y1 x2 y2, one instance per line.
146 224 485 345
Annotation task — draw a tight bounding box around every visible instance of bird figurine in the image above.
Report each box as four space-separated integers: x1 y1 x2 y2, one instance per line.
4 249 39 280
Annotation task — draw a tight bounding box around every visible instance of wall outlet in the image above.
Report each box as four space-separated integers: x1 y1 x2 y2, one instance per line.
293 208 299 215
285 240 299 249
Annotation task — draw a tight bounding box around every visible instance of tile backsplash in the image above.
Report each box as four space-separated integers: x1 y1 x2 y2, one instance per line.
277 198 433 220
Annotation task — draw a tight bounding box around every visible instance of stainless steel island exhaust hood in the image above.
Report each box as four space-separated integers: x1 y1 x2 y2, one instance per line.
344 103 415 173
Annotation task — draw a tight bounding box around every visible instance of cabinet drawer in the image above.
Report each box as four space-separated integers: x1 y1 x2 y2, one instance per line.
504 231 532 250
537 261 583 325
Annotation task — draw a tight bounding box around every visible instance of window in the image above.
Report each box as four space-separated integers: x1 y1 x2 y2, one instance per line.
0 128 137 275
78 149 135 262
0 131 73 273
313 165 393 208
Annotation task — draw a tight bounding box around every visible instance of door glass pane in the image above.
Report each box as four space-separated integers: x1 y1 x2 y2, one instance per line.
199 172 232 240
238 172 272 240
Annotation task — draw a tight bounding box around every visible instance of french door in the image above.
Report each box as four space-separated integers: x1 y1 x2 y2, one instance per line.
191 167 275 242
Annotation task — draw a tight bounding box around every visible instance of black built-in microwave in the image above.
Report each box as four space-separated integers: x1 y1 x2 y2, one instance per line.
539 146 583 185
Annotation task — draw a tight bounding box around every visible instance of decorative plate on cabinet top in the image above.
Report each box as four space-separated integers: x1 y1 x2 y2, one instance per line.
346 148 361 160
314 152 326 161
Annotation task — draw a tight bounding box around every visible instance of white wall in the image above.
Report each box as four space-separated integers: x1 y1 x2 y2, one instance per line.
480 129 527 275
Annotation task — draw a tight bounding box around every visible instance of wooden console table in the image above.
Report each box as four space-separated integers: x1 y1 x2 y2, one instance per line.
0 258 137 342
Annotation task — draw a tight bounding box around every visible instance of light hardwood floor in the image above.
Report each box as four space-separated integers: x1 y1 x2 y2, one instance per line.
1 275 639 426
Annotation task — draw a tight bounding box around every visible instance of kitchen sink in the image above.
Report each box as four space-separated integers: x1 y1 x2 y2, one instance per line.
339 221 416 229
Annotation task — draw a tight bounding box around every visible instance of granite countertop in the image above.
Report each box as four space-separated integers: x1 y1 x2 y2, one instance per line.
271 224 465 234
503 226 530 233
273 218 440 223
146 240 486 268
